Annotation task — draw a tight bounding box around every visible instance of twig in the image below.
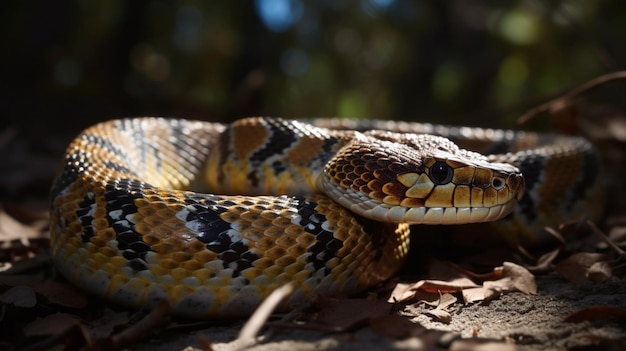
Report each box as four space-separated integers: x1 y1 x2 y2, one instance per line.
108 299 171 349
586 220 626 259
237 283 294 343
517 71 626 125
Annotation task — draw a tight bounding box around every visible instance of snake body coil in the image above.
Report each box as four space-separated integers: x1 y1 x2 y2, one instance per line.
50 117 601 317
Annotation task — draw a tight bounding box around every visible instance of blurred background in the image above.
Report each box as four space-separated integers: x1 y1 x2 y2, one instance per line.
1 0 625 201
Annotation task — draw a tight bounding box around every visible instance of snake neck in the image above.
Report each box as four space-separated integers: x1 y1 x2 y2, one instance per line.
202 116 353 196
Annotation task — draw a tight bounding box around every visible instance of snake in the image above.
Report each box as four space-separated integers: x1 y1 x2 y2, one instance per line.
49 116 602 318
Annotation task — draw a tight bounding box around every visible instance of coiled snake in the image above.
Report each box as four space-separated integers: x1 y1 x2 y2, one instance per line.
50 117 601 318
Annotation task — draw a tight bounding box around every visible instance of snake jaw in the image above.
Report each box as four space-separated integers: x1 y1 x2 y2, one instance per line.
320 134 525 225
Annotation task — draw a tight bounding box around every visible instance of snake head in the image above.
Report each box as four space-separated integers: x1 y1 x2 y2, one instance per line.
319 131 525 224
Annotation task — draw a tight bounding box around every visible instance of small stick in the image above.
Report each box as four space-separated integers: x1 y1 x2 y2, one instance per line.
517 71 626 125
586 220 626 259
238 283 294 342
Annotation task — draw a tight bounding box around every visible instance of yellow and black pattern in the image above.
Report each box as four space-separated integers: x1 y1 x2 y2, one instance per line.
50 117 600 317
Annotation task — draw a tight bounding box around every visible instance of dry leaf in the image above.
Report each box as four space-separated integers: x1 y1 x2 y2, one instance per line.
423 293 457 324
0 208 42 242
0 285 37 308
87 308 131 340
308 298 392 332
369 314 425 339
425 308 452 324
31 282 89 309
587 261 612 283
564 306 626 323
389 278 480 304
23 313 81 337
555 253 610 283
480 264 536 298
501 262 537 294
389 282 419 303
450 339 517 351
420 278 482 293
461 287 501 304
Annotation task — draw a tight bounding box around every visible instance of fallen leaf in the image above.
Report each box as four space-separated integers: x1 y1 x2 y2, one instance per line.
555 253 610 283
522 247 562 274
587 261 612 283
425 308 452 324
87 308 131 340
308 297 393 332
23 313 81 337
501 262 537 294
31 281 89 309
0 207 42 242
369 314 425 339
0 285 37 308
423 293 457 324
450 263 503 281
389 278 479 304
388 283 441 306
462 287 500 304
450 339 517 351
564 306 626 323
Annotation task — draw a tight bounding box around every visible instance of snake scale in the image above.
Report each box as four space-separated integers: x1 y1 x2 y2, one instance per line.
50 116 602 318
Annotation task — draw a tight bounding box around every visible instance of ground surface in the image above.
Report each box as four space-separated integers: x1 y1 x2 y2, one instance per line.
129 274 626 351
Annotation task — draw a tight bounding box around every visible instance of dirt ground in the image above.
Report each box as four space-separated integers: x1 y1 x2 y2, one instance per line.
126 274 626 351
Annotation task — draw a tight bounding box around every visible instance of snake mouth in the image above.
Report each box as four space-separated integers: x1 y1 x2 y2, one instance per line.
319 178 520 225
331 189 519 224
363 199 518 224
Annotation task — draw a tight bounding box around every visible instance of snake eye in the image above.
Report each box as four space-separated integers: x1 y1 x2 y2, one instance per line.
429 161 453 185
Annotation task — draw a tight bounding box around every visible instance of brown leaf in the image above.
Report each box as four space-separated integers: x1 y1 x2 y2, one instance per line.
389 278 479 304
387 283 440 306
31 281 89 309
309 297 393 332
0 207 42 242
448 262 504 281
421 278 478 293
425 308 452 324
462 287 501 304
423 293 457 324
450 339 517 351
23 313 81 337
501 262 537 294
87 308 131 340
564 306 626 323
107 299 171 349
0 285 37 308
369 314 425 339
587 261 612 283
480 263 536 298
555 253 610 283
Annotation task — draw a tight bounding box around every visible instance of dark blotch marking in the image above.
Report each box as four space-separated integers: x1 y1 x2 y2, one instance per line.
248 118 297 168
183 194 260 277
76 193 96 242
295 197 342 275
104 179 151 271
